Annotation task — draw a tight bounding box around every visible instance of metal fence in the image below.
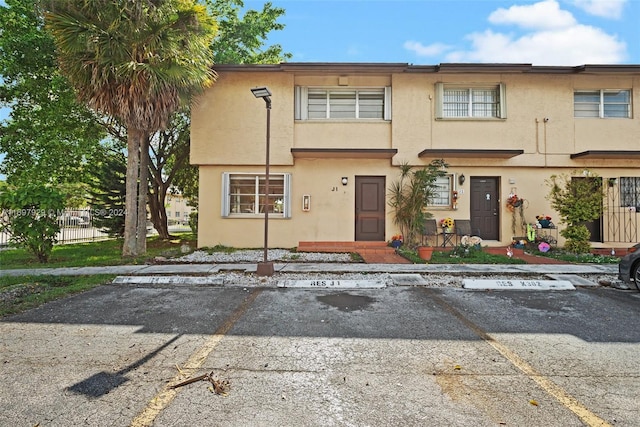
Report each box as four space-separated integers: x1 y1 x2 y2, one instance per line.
0 208 111 248
604 183 639 244
0 208 193 248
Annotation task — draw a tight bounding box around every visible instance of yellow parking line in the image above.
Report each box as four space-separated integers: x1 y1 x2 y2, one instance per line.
130 288 262 427
430 292 612 427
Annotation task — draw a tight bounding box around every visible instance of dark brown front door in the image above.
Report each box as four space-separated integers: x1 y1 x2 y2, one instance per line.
470 177 499 240
355 176 385 241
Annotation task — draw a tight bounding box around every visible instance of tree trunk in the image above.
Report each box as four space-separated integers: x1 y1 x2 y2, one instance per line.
136 135 149 255
148 181 171 239
123 130 141 257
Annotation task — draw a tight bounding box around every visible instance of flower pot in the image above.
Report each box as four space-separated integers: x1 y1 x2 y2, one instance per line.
418 246 433 261
391 240 402 249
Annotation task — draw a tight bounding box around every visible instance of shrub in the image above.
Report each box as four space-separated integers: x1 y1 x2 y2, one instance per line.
546 172 604 254
0 184 65 262
388 160 447 248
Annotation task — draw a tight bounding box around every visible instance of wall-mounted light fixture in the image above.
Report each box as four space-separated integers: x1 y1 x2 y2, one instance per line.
458 174 466 185
341 177 348 186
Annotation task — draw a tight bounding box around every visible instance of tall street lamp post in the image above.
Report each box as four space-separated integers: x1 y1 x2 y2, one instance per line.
251 86 274 276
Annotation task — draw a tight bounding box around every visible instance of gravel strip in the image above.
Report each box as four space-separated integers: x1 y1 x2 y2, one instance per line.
169 250 622 289
175 249 353 264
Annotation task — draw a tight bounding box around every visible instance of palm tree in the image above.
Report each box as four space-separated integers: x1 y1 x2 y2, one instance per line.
43 0 217 256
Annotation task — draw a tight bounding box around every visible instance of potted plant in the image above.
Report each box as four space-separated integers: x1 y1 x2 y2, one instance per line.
417 246 433 260
388 159 448 261
440 217 454 233
389 234 403 249
535 215 553 228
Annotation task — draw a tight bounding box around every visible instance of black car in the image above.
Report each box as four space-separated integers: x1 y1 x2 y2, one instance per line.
618 243 640 290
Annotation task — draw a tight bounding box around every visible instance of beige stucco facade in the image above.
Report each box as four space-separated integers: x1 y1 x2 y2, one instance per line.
191 63 640 249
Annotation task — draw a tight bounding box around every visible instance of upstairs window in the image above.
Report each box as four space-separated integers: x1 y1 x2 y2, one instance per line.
295 87 391 120
574 90 631 118
222 173 291 218
436 83 506 119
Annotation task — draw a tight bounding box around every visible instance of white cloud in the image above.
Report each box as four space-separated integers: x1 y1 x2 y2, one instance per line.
489 0 576 30
405 0 628 65
569 0 626 19
403 41 451 57
445 26 626 65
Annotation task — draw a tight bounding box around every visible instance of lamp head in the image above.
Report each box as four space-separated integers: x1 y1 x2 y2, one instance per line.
251 86 272 107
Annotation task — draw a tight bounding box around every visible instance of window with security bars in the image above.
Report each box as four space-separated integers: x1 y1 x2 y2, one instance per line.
427 175 452 208
574 90 631 118
222 173 291 217
296 87 391 120
620 177 640 209
436 83 506 119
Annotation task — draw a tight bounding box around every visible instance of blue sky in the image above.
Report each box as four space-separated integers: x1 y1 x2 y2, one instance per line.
253 0 640 65
1 0 639 147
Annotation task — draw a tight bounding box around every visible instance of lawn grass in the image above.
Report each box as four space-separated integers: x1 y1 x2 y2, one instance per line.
0 274 115 317
0 233 198 270
528 248 619 264
397 246 526 264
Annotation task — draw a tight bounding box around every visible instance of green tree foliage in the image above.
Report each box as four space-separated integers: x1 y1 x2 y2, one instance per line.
154 0 291 237
0 0 105 186
88 148 127 238
388 160 448 248
44 0 218 257
546 172 604 254
207 0 292 64
0 183 65 262
1 0 290 248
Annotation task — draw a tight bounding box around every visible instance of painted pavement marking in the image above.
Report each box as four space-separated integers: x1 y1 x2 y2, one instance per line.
428 291 612 427
277 279 386 288
463 279 575 290
113 276 223 286
129 288 262 427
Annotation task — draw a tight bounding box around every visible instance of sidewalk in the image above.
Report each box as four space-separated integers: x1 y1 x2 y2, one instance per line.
0 261 619 277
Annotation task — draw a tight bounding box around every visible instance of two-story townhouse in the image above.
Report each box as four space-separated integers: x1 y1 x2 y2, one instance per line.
191 63 640 250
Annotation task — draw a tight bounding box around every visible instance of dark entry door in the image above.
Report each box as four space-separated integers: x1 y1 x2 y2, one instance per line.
355 176 385 241
470 177 499 240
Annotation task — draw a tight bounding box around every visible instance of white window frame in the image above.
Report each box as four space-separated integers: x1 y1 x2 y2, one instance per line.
435 83 506 119
574 89 631 118
427 175 453 208
295 86 391 120
221 173 291 218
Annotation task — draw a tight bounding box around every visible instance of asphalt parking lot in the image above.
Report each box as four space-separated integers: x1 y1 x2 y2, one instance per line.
1 282 639 426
